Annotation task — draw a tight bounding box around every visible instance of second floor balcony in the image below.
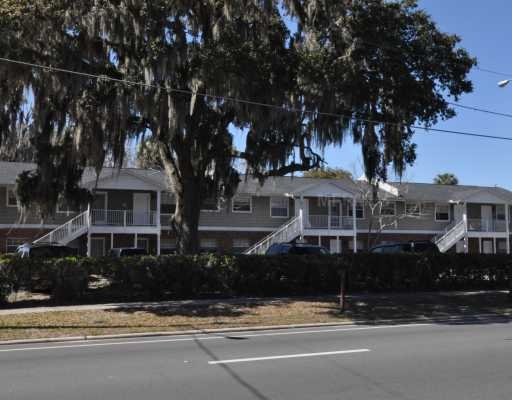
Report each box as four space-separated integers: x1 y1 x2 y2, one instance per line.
467 218 507 233
91 209 158 227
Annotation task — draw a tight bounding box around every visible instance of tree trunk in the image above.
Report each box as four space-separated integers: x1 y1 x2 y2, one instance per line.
173 178 202 254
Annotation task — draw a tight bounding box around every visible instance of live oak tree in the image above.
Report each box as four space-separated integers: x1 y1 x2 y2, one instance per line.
303 168 354 180
0 0 475 253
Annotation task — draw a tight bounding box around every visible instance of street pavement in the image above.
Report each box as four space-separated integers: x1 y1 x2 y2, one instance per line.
1 315 511 399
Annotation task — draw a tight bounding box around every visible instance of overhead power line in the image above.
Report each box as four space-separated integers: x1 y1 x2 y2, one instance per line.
474 66 512 78
446 102 512 119
1 56 512 143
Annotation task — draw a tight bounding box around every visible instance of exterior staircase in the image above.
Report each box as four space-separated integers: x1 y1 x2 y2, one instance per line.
33 211 90 245
244 210 304 255
434 217 467 253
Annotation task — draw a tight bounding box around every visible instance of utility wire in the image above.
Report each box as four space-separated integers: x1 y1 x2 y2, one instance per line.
474 66 512 78
1 56 512 142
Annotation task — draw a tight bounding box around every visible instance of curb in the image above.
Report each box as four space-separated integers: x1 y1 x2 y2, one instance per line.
1 312 510 346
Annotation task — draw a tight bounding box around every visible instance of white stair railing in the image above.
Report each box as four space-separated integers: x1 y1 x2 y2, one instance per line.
33 211 90 245
435 218 467 253
244 210 304 255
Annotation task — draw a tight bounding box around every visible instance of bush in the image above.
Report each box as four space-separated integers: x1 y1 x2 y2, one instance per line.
0 253 511 303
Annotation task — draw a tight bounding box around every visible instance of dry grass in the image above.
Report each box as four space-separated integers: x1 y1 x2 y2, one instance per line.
1 292 511 341
0 299 349 341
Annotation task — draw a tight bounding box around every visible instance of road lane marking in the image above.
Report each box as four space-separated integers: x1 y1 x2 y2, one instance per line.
208 349 371 365
0 323 431 353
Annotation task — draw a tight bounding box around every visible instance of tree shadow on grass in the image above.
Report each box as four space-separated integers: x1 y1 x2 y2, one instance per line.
320 291 512 326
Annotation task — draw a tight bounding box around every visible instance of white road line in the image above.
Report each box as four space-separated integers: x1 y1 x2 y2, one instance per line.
0 323 431 353
208 349 371 365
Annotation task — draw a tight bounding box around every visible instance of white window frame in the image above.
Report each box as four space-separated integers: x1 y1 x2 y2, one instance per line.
232 238 250 250
381 201 396 216
348 200 365 220
435 204 451 222
6 238 27 252
200 238 217 249
232 195 252 213
405 202 421 217
496 204 506 221
270 196 289 218
56 198 78 215
6 187 17 207
201 198 221 213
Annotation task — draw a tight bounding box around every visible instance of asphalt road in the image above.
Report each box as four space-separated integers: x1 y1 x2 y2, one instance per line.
1 316 511 400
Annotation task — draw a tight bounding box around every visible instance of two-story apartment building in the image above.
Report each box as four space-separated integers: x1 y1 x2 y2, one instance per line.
2 161 512 255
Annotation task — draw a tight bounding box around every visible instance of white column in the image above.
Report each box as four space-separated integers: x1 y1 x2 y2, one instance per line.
352 197 357 253
506 205 510 254
134 233 138 248
87 231 91 257
318 235 321 246
157 233 161 256
493 236 497 254
110 233 114 251
463 204 469 254
337 235 340 254
156 190 162 227
478 237 482 254
327 198 331 230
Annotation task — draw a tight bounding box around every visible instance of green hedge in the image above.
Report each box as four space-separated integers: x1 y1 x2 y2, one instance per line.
1 253 511 303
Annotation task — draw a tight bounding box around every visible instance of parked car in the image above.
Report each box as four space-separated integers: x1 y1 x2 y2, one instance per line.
108 248 149 257
369 240 439 254
16 243 78 258
265 242 330 255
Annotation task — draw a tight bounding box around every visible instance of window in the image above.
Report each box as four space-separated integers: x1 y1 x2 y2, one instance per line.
161 192 176 214
200 238 217 250
421 202 435 216
232 195 252 213
270 197 289 217
201 198 220 212
496 205 506 221
232 238 250 253
381 201 396 216
6 187 17 207
435 204 450 221
406 202 421 217
56 198 77 214
6 238 27 253
348 201 365 219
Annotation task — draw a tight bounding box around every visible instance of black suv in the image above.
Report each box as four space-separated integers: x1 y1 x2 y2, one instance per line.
369 240 439 254
265 242 330 255
16 243 78 258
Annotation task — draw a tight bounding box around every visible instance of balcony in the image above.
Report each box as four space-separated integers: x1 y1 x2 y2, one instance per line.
467 218 507 233
91 209 158 227
306 215 354 230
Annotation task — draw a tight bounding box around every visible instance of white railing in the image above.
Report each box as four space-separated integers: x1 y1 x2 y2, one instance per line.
435 219 467 253
244 210 304 255
467 218 507 232
91 209 157 227
33 211 90 245
307 215 354 229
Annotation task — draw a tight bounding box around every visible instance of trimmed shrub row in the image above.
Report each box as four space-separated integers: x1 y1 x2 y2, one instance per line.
1 253 511 303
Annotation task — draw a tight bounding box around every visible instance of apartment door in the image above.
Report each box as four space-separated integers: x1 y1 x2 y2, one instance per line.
137 237 149 252
329 200 342 228
133 193 151 225
329 238 340 254
92 192 108 224
90 237 105 257
481 205 493 232
482 239 494 254
302 199 310 228
454 204 464 222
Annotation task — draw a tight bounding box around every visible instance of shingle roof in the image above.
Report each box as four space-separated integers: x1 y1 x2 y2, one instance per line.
387 182 512 203
2 161 512 203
